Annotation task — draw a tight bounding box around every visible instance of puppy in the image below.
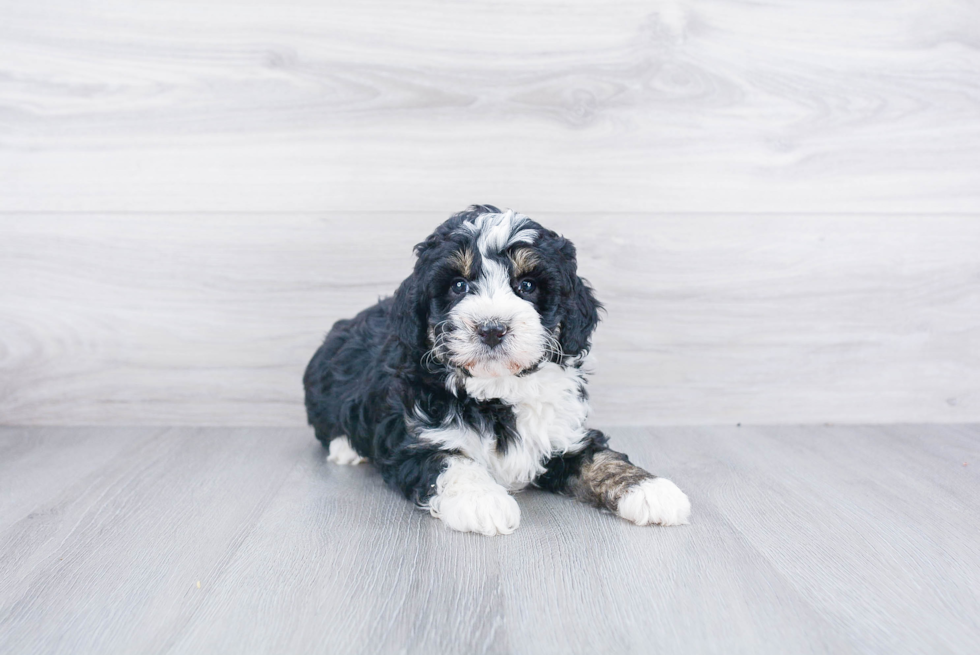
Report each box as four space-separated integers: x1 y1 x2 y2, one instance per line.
304 205 691 535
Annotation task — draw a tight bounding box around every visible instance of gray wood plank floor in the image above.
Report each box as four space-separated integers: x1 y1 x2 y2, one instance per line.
1 425 977 655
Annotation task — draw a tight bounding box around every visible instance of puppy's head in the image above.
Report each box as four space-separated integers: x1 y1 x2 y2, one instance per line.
392 205 601 378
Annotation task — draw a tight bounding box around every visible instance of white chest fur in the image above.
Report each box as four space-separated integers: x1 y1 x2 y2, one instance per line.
416 363 592 491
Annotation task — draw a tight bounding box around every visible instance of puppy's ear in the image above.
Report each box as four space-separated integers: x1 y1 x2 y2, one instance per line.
557 238 602 357
389 236 439 354
389 277 424 352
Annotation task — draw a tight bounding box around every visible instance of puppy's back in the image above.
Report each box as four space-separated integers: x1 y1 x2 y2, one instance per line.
303 298 394 448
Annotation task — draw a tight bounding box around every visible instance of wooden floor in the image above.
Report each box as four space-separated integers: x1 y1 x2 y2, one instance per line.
1 425 977 655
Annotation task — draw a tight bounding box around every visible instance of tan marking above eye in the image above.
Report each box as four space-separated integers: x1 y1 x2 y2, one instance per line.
509 248 539 277
448 248 474 278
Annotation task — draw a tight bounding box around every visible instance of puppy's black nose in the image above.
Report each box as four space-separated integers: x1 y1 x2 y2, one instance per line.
476 322 507 347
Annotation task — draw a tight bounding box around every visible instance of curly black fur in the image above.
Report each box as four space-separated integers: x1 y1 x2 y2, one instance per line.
303 205 603 506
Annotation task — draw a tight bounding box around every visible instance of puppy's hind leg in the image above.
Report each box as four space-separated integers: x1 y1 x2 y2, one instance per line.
326 437 367 466
536 430 691 527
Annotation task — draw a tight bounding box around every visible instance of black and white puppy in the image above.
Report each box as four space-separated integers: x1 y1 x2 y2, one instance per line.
304 205 691 535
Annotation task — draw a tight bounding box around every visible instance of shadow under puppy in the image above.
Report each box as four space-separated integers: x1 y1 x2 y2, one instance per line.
304 205 691 535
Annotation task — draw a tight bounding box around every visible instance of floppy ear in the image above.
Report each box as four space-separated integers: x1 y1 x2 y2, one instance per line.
557 239 602 357
389 276 425 353
389 236 440 355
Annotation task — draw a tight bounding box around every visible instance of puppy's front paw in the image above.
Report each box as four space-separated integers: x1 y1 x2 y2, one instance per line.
431 489 520 536
327 437 367 466
428 458 520 536
617 478 691 526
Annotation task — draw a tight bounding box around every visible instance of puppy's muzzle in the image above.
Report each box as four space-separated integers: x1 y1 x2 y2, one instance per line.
476 322 508 348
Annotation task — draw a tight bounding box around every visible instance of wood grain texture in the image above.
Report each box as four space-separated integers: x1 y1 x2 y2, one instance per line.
0 425 977 654
1 0 979 213
2 213 978 426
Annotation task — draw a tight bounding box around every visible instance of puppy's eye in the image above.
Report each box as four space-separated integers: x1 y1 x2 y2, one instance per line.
451 279 470 295
518 279 536 294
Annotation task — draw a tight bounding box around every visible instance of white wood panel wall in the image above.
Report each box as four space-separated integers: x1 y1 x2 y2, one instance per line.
1 0 978 425
1 214 977 426
2 0 979 213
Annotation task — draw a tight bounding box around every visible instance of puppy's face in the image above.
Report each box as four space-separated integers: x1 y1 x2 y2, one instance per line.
430 212 552 377
400 207 601 379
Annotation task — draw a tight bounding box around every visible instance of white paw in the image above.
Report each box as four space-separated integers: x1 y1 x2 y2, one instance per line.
327 437 367 466
617 478 691 526
428 458 520 536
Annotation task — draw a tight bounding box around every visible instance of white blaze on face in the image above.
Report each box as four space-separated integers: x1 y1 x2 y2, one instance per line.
448 211 546 378
471 210 538 257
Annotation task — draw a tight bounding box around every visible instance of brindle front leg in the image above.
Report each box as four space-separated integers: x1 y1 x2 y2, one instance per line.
536 430 691 526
